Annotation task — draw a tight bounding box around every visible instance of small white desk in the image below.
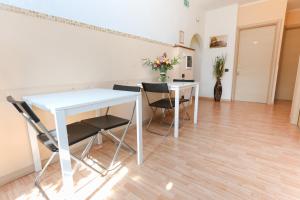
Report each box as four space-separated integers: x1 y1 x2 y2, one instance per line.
23 88 143 199
139 82 199 138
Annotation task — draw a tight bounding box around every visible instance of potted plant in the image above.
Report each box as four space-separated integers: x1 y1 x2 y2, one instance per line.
143 53 180 82
213 55 226 102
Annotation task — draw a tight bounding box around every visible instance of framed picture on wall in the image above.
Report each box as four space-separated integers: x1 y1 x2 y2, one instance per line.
186 56 192 69
210 35 228 48
179 31 184 44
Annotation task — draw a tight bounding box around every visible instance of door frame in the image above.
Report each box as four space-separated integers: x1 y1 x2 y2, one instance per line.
231 20 282 104
285 26 300 124
291 57 300 124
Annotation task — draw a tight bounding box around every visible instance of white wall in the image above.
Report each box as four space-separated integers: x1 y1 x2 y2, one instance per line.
238 0 287 27
0 0 207 97
0 0 204 46
0 5 195 185
200 4 239 99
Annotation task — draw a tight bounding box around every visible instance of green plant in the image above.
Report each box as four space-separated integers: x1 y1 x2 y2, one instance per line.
213 55 226 79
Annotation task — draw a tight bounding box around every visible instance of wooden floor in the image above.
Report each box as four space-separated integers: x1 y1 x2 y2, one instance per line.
1 99 300 200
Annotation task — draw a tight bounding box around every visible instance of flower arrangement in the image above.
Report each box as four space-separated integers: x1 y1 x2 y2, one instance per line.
143 53 180 82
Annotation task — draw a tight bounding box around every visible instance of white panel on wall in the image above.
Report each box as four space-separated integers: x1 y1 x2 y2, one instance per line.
200 4 238 100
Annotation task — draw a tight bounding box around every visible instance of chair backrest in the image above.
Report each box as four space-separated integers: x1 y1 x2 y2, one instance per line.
173 79 195 83
113 84 141 92
141 82 173 107
6 96 58 149
142 82 169 93
105 85 140 120
7 96 41 124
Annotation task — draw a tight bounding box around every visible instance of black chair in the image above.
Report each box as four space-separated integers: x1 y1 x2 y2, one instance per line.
82 84 140 171
142 82 184 136
173 79 195 120
6 96 104 200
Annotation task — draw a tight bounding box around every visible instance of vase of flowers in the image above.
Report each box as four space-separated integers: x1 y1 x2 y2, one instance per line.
213 55 226 102
143 53 180 82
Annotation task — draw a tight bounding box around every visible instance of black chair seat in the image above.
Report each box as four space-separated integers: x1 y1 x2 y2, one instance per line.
150 98 184 109
37 122 100 152
82 115 130 130
170 97 189 103
180 98 190 103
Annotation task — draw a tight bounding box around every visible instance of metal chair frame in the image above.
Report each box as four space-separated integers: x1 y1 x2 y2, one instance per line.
100 102 136 171
7 96 103 200
142 82 181 136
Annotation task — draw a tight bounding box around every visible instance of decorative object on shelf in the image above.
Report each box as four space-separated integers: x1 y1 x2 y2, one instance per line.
213 55 226 102
210 35 228 48
143 53 180 82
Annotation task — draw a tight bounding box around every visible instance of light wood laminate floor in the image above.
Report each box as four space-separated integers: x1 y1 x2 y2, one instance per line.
1 99 300 200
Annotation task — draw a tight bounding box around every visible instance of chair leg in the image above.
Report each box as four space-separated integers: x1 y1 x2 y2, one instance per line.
146 108 174 137
34 152 57 200
108 122 131 170
146 107 168 135
161 108 164 119
34 142 105 199
80 135 97 160
168 111 175 133
161 109 171 124
104 130 136 154
70 154 105 175
182 103 191 120
146 108 157 130
84 128 135 173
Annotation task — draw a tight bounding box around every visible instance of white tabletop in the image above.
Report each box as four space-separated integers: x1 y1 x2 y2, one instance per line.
23 88 139 113
168 81 199 89
138 81 199 90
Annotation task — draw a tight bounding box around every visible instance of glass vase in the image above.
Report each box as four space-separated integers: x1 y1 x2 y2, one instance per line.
159 72 167 82
159 67 168 82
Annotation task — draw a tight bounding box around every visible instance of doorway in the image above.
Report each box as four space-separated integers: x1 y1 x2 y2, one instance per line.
275 27 300 101
234 25 277 103
190 34 201 83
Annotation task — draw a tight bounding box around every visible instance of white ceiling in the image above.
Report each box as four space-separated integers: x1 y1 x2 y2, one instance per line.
194 0 300 11
193 0 259 10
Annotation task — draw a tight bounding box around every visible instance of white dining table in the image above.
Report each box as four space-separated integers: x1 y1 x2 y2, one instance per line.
23 88 143 199
138 81 199 138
